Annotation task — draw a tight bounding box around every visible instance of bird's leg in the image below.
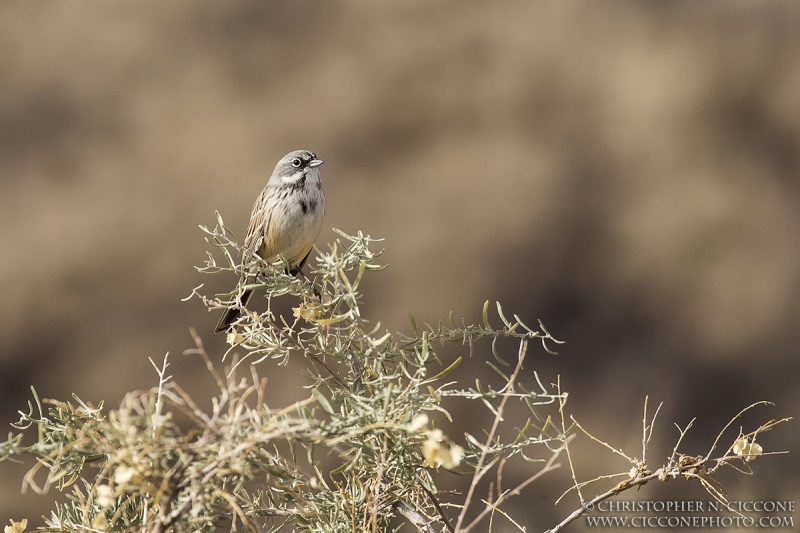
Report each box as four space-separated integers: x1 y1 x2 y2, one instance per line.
306 275 322 300
292 267 321 300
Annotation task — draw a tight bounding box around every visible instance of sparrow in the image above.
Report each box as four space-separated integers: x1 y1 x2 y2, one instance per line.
215 150 325 333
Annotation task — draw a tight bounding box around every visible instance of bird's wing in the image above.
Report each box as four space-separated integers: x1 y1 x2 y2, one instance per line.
243 186 272 258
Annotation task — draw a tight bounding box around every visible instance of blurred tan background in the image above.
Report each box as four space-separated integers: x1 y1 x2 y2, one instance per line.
1 1 798 530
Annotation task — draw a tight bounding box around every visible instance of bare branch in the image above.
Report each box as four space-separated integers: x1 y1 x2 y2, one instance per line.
454 340 528 532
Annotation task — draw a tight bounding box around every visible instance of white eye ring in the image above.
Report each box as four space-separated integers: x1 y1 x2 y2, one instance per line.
291 158 302 168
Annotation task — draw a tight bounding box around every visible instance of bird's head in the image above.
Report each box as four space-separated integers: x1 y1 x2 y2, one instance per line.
270 150 324 185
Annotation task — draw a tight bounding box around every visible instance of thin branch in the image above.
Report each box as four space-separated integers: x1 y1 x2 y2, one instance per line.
424 486 454 533
640 396 648 464
454 339 528 532
570 416 634 464
669 418 695 463
556 376 581 506
554 471 629 505
462 448 562 533
647 401 663 446
703 401 773 462
478 498 526 532
547 408 792 533
544 470 662 533
148 352 171 439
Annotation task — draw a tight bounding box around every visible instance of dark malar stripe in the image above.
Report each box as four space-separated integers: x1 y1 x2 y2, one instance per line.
289 175 307 192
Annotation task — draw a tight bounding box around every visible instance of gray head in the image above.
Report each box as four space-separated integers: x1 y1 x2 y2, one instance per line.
269 150 323 186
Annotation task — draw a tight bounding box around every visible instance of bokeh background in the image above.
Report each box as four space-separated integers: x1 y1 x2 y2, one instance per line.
1 1 798 530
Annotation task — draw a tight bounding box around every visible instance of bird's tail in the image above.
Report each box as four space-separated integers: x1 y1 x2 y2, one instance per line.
214 288 254 334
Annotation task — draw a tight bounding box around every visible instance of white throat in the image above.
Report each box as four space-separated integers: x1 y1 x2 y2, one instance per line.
281 172 305 185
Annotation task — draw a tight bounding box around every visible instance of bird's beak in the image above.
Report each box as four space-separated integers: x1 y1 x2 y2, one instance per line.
309 159 324 168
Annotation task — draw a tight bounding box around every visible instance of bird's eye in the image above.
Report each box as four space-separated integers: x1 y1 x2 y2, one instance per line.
291 158 302 168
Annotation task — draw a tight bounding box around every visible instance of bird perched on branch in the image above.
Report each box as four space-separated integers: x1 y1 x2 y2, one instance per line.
215 150 325 333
